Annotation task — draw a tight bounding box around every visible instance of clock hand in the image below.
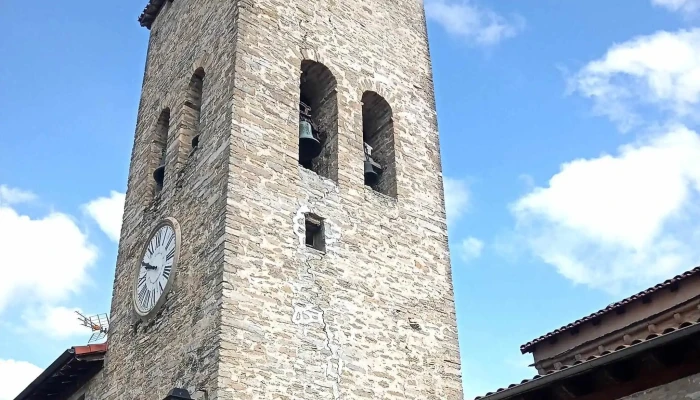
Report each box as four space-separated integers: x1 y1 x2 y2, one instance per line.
141 261 158 270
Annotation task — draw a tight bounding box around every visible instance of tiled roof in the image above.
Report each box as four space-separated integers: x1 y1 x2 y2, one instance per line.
478 317 700 400
520 266 700 353
15 343 107 400
138 0 169 29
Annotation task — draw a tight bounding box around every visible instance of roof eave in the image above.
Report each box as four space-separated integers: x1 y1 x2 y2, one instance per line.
13 349 75 400
481 321 700 400
13 343 108 400
138 0 171 29
520 266 700 352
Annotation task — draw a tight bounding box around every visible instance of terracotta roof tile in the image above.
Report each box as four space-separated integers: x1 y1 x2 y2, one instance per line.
477 318 699 399
520 266 700 353
73 343 108 356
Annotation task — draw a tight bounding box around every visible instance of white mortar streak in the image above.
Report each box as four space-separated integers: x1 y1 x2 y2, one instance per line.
291 203 344 399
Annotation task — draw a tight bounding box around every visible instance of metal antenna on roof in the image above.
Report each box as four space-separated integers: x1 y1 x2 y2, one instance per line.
75 311 110 344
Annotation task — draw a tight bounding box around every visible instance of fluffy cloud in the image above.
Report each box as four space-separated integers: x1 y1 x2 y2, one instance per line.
0 359 42 400
0 185 36 205
652 0 700 14
22 306 90 340
0 186 98 313
511 125 700 294
459 236 484 262
84 191 125 242
424 0 524 46
569 28 700 130
444 177 471 224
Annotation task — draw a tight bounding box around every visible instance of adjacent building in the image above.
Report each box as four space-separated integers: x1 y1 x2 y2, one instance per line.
477 267 700 400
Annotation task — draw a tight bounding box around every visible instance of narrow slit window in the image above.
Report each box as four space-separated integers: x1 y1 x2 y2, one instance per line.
298 61 338 182
184 68 205 152
152 108 170 194
305 213 325 252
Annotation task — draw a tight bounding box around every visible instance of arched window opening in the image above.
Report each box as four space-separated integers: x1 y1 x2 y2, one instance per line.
184 68 205 152
362 91 396 197
298 61 338 182
152 108 170 194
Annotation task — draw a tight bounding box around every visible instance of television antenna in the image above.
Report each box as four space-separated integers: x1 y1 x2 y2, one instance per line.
75 311 110 344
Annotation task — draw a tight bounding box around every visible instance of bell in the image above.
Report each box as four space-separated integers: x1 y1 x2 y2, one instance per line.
153 163 165 186
299 120 321 161
163 388 192 400
364 159 379 186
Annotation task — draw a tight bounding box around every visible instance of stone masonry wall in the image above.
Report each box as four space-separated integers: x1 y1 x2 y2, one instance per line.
84 0 461 399
220 1 463 399
620 372 700 399
93 0 239 398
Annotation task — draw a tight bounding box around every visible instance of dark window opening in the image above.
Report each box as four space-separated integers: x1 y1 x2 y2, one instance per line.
305 213 325 252
184 68 205 153
152 108 170 194
409 318 421 331
362 91 396 197
298 61 338 182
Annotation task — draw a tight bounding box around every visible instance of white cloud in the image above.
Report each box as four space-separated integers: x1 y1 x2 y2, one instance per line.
84 191 125 242
0 185 36 205
569 28 700 131
459 236 484 262
424 0 524 46
22 306 89 340
444 177 471 224
511 125 700 294
652 0 700 14
0 359 42 400
0 186 98 313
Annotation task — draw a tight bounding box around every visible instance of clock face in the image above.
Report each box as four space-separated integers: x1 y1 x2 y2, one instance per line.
133 219 180 317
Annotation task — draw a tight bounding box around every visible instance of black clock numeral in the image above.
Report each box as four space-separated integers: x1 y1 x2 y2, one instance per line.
163 265 171 279
165 231 174 249
155 230 162 247
166 247 175 261
158 281 164 293
145 289 151 309
138 285 147 306
138 275 147 287
150 288 157 307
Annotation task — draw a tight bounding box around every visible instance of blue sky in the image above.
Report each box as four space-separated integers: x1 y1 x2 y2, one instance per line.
2 0 700 399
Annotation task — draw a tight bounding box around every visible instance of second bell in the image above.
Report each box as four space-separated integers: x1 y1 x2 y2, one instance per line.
299 120 321 161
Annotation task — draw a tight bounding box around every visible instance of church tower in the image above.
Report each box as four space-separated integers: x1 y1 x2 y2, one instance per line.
100 0 464 399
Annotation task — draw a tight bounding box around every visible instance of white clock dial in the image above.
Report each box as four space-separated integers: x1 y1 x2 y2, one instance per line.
133 219 180 317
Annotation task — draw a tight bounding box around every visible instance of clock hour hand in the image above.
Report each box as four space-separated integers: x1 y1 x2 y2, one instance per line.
141 261 158 271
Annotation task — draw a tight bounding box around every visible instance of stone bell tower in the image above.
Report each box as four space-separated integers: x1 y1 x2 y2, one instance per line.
98 0 464 399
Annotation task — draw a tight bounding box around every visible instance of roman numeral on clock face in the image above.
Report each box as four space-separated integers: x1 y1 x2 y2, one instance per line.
138 284 148 306
166 231 174 249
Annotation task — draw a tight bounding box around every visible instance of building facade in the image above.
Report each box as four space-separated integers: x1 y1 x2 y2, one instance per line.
476 267 700 400
15 1 463 399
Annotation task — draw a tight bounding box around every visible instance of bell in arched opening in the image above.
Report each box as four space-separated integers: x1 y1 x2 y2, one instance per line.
299 101 321 162
153 163 165 187
364 159 379 186
363 142 382 187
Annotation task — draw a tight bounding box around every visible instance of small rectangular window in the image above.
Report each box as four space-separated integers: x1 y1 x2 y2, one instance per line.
305 213 325 252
